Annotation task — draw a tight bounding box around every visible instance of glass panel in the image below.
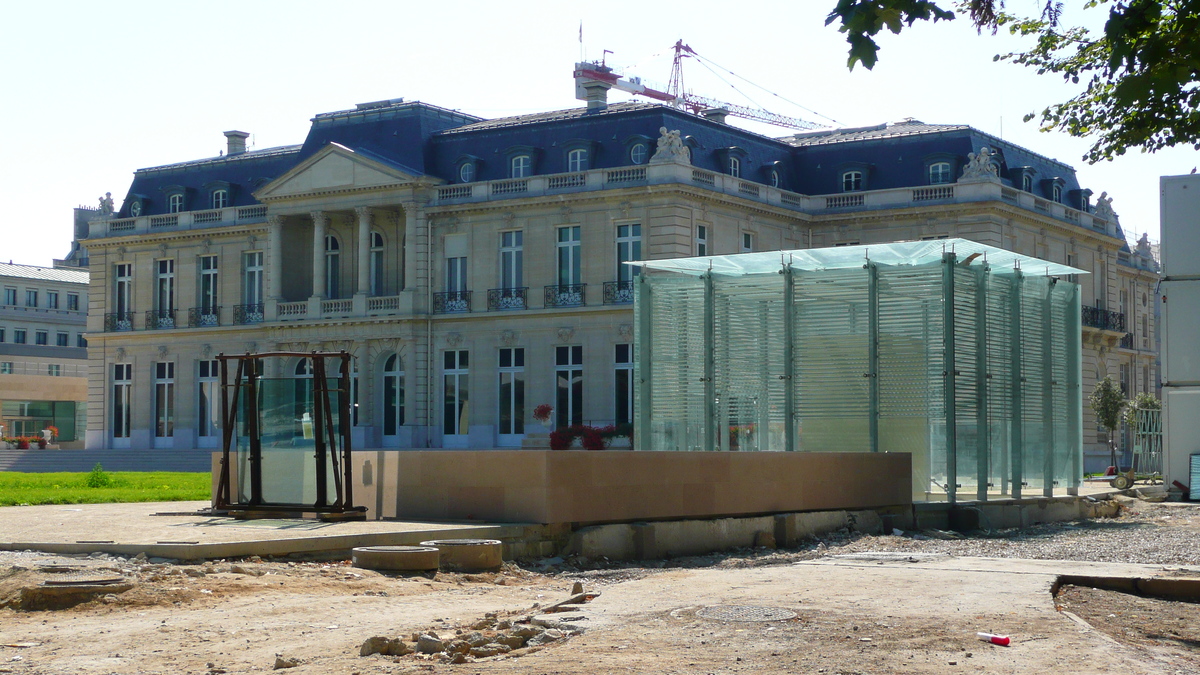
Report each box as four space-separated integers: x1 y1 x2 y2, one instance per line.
240 376 342 506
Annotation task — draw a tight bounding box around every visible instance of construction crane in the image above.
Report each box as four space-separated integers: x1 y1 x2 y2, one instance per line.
573 40 828 132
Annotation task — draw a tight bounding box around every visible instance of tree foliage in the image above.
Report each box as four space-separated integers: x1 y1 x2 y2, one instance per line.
1123 391 1161 427
826 0 1200 163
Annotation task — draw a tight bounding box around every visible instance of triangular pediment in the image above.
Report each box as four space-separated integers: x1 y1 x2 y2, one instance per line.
255 143 419 200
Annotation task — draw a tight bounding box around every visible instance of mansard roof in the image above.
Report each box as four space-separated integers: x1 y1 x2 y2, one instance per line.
0 262 89 285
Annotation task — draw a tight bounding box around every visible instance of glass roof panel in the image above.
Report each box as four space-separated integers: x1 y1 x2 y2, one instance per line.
631 238 1087 277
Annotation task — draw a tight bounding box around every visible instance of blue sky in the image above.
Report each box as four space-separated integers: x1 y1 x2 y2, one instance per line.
2 0 1194 266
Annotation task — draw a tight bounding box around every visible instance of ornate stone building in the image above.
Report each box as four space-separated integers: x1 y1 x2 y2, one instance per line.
82 95 1157 470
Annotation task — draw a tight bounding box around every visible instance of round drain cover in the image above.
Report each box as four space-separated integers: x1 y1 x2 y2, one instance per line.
696 605 797 622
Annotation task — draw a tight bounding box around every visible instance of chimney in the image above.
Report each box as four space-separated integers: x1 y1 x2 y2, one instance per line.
224 130 250 156
581 81 612 113
701 108 729 125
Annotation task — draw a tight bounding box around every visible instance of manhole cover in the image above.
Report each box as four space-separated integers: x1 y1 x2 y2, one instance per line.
696 605 797 622
41 573 126 586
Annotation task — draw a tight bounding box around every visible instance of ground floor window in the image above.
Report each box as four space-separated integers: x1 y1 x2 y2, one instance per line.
154 362 175 438
556 345 583 428
383 354 405 436
498 348 525 437
0 400 77 441
198 360 218 437
615 344 633 425
443 350 469 436
113 364 132 438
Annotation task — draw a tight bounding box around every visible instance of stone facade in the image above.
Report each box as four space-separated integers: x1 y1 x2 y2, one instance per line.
82 101 1157 472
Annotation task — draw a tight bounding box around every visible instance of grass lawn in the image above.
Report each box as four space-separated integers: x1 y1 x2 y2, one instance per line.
0 469 211 506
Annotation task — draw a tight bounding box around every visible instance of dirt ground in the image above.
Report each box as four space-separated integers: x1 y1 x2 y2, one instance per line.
2 497 1200 675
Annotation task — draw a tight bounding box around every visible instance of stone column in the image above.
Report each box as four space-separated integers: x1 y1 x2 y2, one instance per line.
402 199 428 299
355 207 372 296
266 215 283 320
311 211 327 300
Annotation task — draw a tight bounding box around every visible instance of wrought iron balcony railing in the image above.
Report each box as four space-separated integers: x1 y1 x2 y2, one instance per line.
233 303 264 325
189 306 222 328
603 280 635 305
104 312 134 332
1082 306 1126 332
544 283 587 308
145 309 177 330
433 290 472 314
1119 332 1134 349
487 287 528 311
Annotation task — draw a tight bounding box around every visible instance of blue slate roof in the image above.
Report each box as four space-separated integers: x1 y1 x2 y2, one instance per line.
114 99 1106 237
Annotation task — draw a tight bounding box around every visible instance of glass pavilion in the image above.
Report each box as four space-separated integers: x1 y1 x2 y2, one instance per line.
632 239 1083 502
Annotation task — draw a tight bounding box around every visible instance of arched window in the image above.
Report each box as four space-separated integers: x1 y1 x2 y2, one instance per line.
728 157 740 178
1052 184 1063 203
369 231 385 296
630 143 647 165
770 170 780 188
459 163 475 183
928 162 952 184
383 354 405 437
842 170 863 192
511 155 531 178
325 235 340 299
168 194 184 213
1022 174 1033 192
568 148 588 173
211 189 229 209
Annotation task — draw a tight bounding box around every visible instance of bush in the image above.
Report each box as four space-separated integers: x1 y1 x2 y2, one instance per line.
84 463 113 488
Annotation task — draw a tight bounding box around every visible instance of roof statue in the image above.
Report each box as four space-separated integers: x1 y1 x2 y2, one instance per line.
98 192 115 217
1093 191 1118 224
650 127 691 165
960 147 1000 181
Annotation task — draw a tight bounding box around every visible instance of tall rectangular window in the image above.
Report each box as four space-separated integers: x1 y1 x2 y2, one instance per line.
47 291 59 309
13 329 26 344
56 332 68 347
35 330 48 346
154 361 175 438
500 231 523 289
369 232 385 296
113 363 132 438
616 224 641 283
114 263 133 316
446 257 468 292
557 226 581 287
442 350 469 437
67 293 79 311
198 360 219 438
741 232 754 253
556 345 583 428
156 259 175 312
77 335 87 348
696 225 708 257
25 290 37 307
243 252 263 306
0 328 5 342
199 255 219 314
383 354 405 436
498 347 525 439
3 288 15 305
615 344 634 425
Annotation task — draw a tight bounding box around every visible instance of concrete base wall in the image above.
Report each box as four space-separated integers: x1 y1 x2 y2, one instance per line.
214 450 913 524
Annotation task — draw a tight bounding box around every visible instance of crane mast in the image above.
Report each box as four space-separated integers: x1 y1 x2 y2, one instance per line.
573 41 826 132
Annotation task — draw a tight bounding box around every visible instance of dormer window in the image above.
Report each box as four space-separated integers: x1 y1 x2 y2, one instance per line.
929 162 952 184
212 189 228 209
511 155 531 178
1052 184 1062 203
459 163 475 183
842 170 863 192
568 148 588 173
770 170 780 188
1022 175 1033 192
129 200 143 217
630 143 647 165
168 194 184 213
729 157 740 178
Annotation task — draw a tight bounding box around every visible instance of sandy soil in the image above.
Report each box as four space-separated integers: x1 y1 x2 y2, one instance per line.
2 500 1199 675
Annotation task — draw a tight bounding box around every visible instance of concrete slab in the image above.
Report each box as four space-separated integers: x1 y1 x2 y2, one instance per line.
0 501 549 560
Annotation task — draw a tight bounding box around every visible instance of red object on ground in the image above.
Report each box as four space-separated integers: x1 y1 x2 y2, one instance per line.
977 632 1011 646
1105 466 1117 476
